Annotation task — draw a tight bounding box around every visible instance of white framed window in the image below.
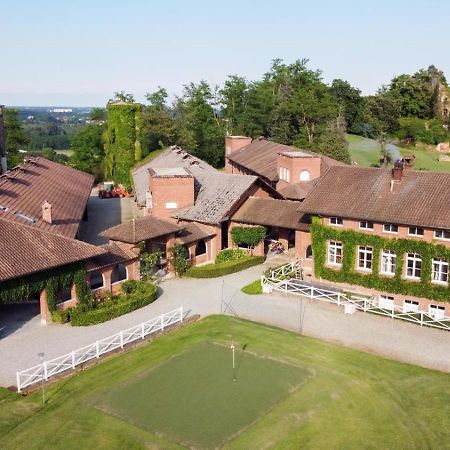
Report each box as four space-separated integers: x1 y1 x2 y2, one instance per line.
379 295 394 310
408 226 424 237
432 258 449 284
329 217 343 227
327 241 343 266
403 299 419 313
429 304 446 320
381 249 396 275
279 167 290 182
383 223 398 234
359 220 374 230
299 170 310 181
165 202 178 209
357 246 373 271
434 229 450 240
405 253 422 280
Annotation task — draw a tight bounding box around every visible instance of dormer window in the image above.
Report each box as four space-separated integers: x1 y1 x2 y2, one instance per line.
329 217 343 227
279 167 290 182
299 170 310 181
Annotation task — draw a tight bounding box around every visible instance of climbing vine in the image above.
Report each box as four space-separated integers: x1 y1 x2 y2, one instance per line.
103 102 143 188
311 217 450 302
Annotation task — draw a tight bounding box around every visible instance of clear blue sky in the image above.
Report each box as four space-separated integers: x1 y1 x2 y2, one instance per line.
1 0 449 106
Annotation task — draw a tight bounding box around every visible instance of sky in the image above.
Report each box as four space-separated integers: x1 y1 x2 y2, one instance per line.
1 0 449 106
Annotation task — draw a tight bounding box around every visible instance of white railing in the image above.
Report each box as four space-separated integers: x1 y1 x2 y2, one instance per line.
266 260 302 280
262 263 450 332
16 307 183 392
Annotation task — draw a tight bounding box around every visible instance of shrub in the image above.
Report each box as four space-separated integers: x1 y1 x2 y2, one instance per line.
241 279 263 295
231 226 266 249
215 248 246 263
70 281 157 326
51 309 71 324
186 256 264 278
168 245 190 276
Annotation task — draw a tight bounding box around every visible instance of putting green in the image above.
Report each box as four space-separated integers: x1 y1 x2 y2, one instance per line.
96 343 307 449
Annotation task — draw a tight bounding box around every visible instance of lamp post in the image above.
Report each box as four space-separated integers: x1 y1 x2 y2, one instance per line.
38 352 45 405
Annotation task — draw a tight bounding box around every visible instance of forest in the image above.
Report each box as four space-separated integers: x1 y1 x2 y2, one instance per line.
4 59 449 176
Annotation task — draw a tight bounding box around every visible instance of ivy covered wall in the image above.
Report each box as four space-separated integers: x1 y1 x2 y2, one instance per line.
103 102 143 188
311 217 450 302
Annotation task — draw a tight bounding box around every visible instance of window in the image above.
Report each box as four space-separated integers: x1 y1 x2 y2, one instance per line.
299 170 310 181
305 245 313 259
379 295 394 310
432 258 449 284
408 226 424 237
381 250 396 275
89 271 104 290
359 220 374 230
329 217 343 226
403 299 419 313
111 263 127 284
383 223 398 234
406 253 422 279
429 304 446 320
327 241 343 266
195 239 207 256
165 202 177 209
434 229 450 240
357 246 373 271
279 167 290 182
57 286 72 304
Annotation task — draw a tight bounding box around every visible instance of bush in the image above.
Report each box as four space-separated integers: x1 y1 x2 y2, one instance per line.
51 309 71 324
231 226 266 248
70 281 157 326
241 279 263 295
215 248 246 263
186 256 264 278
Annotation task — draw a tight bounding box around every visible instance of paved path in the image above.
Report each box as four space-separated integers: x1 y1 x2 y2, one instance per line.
2 262 450 387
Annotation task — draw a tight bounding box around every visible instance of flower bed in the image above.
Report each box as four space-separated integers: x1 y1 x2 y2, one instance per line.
186 256 264 278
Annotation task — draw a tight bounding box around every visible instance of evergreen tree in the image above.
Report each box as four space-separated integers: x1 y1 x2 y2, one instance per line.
317 115 351 164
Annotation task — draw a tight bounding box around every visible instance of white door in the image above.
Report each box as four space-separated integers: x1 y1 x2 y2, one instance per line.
403 300 419 313
379 295 394 310
429 305 445 320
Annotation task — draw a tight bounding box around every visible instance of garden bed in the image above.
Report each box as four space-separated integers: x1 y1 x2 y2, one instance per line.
186 256 264 278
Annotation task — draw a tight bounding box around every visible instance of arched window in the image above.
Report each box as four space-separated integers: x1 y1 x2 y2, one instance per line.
89 271 104 290
111 263 127 284
195 239 207 256
306 245 313 259
299 170 310 181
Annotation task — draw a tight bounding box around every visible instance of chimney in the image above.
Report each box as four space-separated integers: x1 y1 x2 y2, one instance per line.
225 136 252 157
42 200 52 224
0 105 7 174
392 159 404 182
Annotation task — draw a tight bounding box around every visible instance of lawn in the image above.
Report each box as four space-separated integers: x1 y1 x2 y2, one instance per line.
1 315 450 449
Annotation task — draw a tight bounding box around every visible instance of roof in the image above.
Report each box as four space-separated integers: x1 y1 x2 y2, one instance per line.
175 222 216 245
0 157 94 238
227 138 345 182
100 215 181 244
0 218 106 282
132 146 259 224
300 166 450 229
149 167 192 177
231 197 310 231
86 242 138 272
278 178 320 201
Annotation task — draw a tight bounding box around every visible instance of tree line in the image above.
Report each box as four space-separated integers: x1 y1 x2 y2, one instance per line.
4 59 449 176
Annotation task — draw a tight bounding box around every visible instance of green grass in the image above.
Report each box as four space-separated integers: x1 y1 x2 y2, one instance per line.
2 316 450 449
97 343 305 448
347 134 450 172
241 279 263 295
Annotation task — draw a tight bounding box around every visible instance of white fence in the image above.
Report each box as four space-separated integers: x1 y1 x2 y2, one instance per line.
16 307 183 392
262 263 450 332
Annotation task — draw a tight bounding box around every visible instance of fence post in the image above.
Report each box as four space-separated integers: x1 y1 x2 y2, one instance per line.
337 293 341 306
180 306 183 322
420 312 424 326
310 286 314 299
141 322 145 339
391 307 395 319
43 361 48 380
161 315 165 331
16 372 21 393
120 331 124 349
71 351 75 369
96 341 100 358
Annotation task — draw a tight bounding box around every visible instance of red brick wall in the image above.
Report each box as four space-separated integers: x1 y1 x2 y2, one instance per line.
276 154 322 189
149 175 194 220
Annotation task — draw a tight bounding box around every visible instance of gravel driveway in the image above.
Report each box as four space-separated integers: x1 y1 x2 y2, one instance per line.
2 263 450 387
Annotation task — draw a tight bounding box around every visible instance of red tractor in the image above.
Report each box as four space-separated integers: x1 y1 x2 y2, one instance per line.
98 181 128 199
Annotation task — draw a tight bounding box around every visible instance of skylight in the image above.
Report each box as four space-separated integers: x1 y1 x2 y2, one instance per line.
15 212 36 224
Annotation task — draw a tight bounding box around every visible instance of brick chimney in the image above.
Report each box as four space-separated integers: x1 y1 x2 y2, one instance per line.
392 160 404 182
42 200 53 224
225 136 252 157
0 105 7 174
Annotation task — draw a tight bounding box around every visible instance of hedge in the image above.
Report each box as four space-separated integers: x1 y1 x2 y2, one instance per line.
186 256 264 278
70 281 157 326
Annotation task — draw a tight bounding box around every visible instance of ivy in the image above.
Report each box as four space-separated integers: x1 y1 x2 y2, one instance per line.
103 102 143 188
168 245 190 277
311 217 450 302
231 226 266 249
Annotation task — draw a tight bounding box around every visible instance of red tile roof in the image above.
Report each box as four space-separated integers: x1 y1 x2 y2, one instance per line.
0 218 106 282
0 157 94 238
300 166 450 229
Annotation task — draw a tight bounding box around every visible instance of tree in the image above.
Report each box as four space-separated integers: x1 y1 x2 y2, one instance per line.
69 124 105 177
89 108 107 121
316 115 351 164
3 108 28 167
110 91 135 103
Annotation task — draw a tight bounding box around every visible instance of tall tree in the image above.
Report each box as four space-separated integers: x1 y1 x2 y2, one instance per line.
3 108 28 167
316 115 351 164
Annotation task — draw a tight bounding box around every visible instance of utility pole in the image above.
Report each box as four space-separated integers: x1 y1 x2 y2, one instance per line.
0 105 7 174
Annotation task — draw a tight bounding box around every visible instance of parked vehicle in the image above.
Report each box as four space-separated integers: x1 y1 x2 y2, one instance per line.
98 181 128 199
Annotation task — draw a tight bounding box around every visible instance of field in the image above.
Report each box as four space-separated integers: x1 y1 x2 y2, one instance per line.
2 315 450 449
347 133 450 172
